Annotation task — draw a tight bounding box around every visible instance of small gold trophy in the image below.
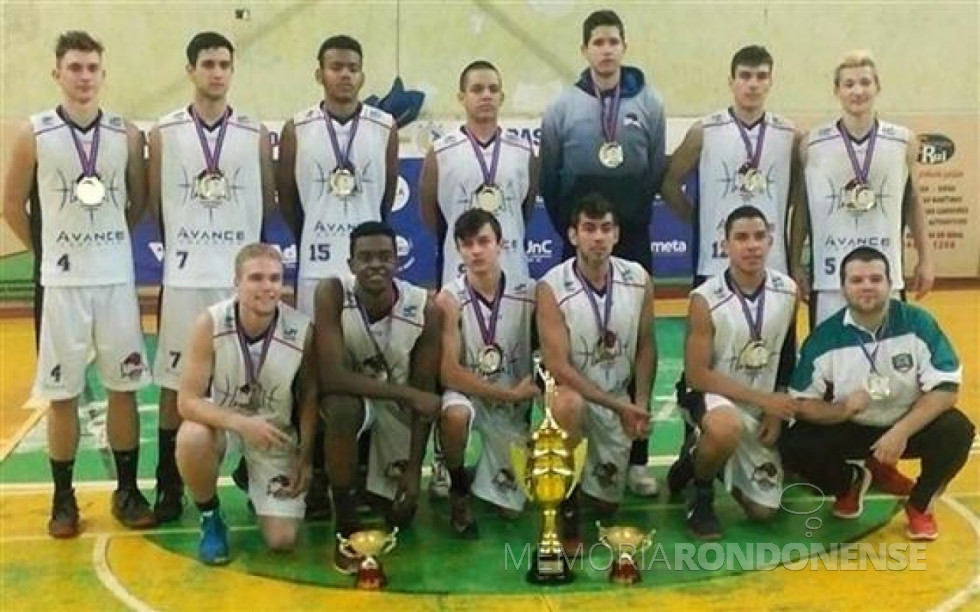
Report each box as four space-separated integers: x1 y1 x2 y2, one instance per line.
336 527 399 589
596 521 656 585
510 354 587 584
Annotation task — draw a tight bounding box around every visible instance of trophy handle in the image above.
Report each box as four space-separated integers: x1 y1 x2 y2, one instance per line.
508 442 533 498
335 532 358 559
595 520 608 542
566 439 589 497
381 527 399 554
641 529 657 551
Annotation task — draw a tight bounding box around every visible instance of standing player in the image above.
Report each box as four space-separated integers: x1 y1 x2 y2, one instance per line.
2 31 155 536
537 193 657 545
176 244 317 564
790 50 934 326
148 32 274 522
435 209 539 536
278 34 399 316
314 222 441 572
419 60 537 285
677 206 798 538
540 10 666 493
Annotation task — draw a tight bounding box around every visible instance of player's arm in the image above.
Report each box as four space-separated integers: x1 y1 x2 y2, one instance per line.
258 124 276 223
633 276 658 414
276 119 301 240
124 121 148 228
645 91 668 195
539 105 564 236
659 121 702 225
1 119 36 250
524 150 540 223
146 125 163 231
789 135 811 296
536 282 634 416
294 326 319 468
418 147 443 237
903 132 934 299
685 294 795 420
403 294 442 477
380 124 399 220
437 291 520 403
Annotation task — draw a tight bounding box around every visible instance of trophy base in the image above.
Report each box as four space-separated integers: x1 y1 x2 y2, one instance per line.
609 559 641 586
526 549 575 585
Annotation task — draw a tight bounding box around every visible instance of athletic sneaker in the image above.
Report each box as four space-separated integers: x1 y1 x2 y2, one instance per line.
111 488 157 529
832 463 872 519
905 504 938 541
198 510 230 565
153 486 184 523
866 456 914 496
428 458 450 499
667 434 696 496
305 474 333 521
686 481 721 540
449 491 479 539
627 465 660 496
48 489 80 539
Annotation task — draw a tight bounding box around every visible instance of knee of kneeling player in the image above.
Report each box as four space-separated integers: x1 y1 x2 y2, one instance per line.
320 394 363 431
745 503 778 522
701 410 742 448
439 405 471 433
262 525 299 552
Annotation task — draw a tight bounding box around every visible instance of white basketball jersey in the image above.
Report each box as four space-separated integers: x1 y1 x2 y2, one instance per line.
340 276 428 386
32 108 134 287
294 103 394 279
542 257 647 395
209 299 311 438
693 269 797 417
697 110 795 276
158 107 264 288
444 274 534 386
805 119 910 291
434 129 531 281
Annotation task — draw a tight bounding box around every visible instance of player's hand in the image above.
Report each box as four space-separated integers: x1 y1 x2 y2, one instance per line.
619 404 651 440
509 376 541 403
760 393 798 421
871 427 908 465
390 472 420 528
911 259 935 300
406 390 441 422
792 267 811 303
282 459 313 498
235 416 293 451
842 389 871 419
757 413 783 447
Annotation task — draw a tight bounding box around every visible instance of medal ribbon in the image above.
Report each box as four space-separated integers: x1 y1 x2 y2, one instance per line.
849 324 885 375
354 283 397 377
730 274 767 341
234 302 279 392
837 119 878 185
574 262 614 344
592 82 621 143
463 127 502 187
191 106 231 175
465 273 505 347
324 107 361 170
729 108 767 169
68 116 102 178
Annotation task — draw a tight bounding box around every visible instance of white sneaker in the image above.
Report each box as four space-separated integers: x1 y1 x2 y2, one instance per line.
627 465 660 497
428 459 450 499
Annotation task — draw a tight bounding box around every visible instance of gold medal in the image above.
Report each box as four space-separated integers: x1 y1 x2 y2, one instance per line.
864 373 891 401
330 167 357 197
473 184 504 213
598 141 624 168
738 340 770 369
738 166 765 194
74 176 106 208
477 344 503 376
194 172 229 203
843 181 876 212
594 330 618 363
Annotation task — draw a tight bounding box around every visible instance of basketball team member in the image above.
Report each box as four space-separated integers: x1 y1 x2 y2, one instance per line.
782 247 973 540
540 10 665 493
678 206 798 539
420 60 537 285
2 31 155 536
148 32 273 522
790 50 934 326
537 193 657 545
278 34 399 316
435 209 539 537
176 244 317 565
314 222 441 573
660 45 799 495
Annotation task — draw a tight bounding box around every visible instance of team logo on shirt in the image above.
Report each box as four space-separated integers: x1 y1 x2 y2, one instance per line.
593 462 620 489
119 352 145 380
891 353 914 373
623 113 641 129
751 461 780 492
267 474 292 499
282 324 299 342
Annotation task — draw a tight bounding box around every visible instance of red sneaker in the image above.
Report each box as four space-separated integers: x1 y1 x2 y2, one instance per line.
905 504 938 541
832 464 871 519
867 457 914 496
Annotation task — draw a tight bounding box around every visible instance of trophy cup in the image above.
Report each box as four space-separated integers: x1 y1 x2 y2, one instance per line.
336 527 399 589
510 355 587 584
596 521 656 585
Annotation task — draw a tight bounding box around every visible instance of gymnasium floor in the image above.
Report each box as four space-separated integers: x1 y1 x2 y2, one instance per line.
0 293 977 612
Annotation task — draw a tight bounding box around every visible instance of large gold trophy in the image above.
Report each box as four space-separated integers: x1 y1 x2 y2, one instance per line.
511 354 587 584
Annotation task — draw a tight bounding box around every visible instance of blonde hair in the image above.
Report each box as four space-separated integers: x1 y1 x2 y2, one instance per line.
834 50 880 88
234 243 282 279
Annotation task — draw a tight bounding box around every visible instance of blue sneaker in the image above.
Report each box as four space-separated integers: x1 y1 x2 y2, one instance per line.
198 510 230 565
